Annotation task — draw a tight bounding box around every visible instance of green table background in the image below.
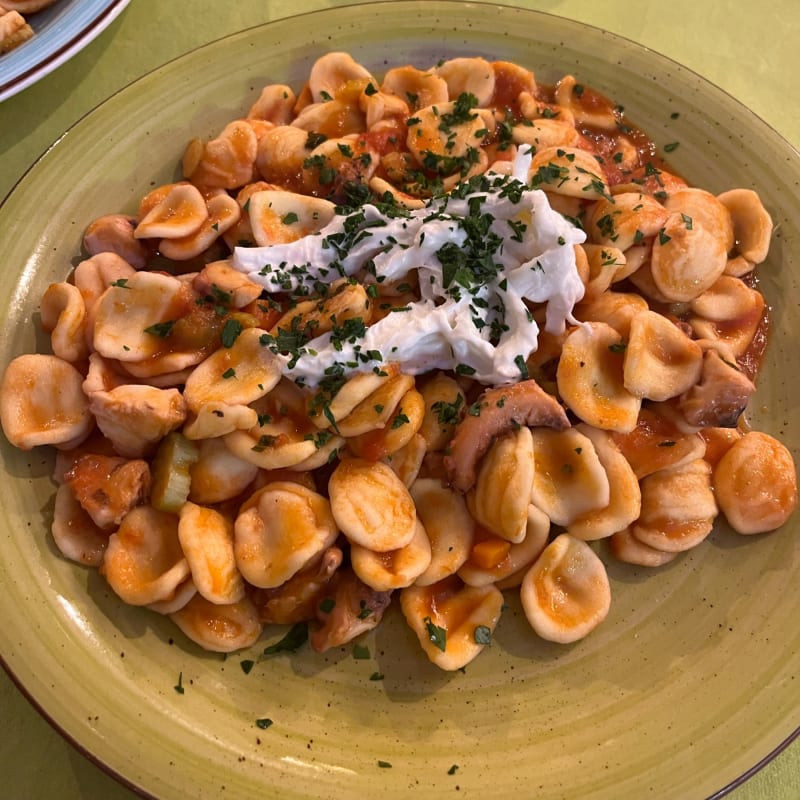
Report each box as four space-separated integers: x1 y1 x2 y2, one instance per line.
1 0 798 797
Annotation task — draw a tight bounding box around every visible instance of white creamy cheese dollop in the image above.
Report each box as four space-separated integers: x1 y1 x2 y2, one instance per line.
233 150 586 386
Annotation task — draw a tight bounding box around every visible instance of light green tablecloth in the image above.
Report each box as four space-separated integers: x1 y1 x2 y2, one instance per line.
1 1 798 797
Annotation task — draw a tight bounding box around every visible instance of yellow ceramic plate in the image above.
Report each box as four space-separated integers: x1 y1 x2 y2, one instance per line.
1 3 798 798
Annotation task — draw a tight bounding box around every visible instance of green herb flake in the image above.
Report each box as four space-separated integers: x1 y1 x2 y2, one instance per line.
369 672 385 681
364 82 378 96
255 718 273 730
608 341 627 354
262 622 308 656
240 659 255 675
282 211 299 225
474 625 492 645
221 318 244 348
110 278 130 288
681 213 693 230
664 142 680 153
658 229 672 246
144 320 176 338
222 367 236 379
448 764 459 776
319 597 336 614
174 672 185 694
423 616 447 652
377 761 392 769
353 643 371 660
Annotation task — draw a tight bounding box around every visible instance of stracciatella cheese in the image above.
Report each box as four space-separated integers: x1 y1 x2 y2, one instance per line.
233 150 586 386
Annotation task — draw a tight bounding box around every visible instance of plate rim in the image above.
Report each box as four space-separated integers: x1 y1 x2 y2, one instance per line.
1 3 799 798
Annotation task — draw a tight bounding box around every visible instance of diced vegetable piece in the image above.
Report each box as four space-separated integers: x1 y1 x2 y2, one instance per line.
150 432 200 513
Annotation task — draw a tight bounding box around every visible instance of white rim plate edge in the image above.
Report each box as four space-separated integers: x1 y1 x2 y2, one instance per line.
0 3 796 788
0 0 131 102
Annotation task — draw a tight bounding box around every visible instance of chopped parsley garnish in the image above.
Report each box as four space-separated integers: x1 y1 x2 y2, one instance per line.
262 622 308 656
474 625 492 645
144 320 176 338
423 616 447 652
220 318 243 348
255 718 273 730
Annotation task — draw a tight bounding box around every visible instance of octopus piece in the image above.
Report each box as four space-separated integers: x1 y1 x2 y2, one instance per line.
520 533 611 643
89 384 186 458
234 481 339 589
443 378 569 493
51 483 110 567
467 426 535 543
63 453 150 530
82 214 149 269
713 431 798 534
400 575 504 671
170 594 263 653
250 546 343 625
0 354 92 450
328 458 417 552
310 568 392 653
676 346 756 428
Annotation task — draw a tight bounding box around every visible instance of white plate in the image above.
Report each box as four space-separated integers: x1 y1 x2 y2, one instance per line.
0 0 130 102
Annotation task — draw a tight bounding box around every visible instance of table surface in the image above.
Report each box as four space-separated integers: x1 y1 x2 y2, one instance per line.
1 1 798 798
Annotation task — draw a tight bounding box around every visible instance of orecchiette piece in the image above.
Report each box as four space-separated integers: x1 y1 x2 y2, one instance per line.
632 459 718 552
410 477 475 585
555 74 617 130
650 212 728 302
607 527 677 568
530 146 609 200
587 192 669 251
234 481 338 588
335 373 415 437
530 427 610 527
193 259 263 309
520 533 611 643
716 188 773 265
567 424 641 541
248 190 336 247
381 65 449 109
182 327 282 414
573 290 649 340
713 432 798 534
347 388 425 460
688 275 764 358
417 372 465 452
159 193 241 261
170 594 263 653
0 354 92 450
623 309 703 401
247 84 297 124
189 436 258 505
190 120 258 189
308 51 375 104
135 183 209 240
329 458 417 552
468 426 535 543
182 402 258 440
178 502 245 604
610 406 706 480
255 125 311 185
102 506 191 606
400 575 504 671
664 188 734 253
383 432 427 487
556 321 641 433
39 282 88 363
458 503 550 588
82 214 149 269
436 56 495 106
51 483 109 567
350 517 432 591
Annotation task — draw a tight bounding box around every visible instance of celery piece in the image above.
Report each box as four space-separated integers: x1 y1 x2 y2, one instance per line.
150 432 200 513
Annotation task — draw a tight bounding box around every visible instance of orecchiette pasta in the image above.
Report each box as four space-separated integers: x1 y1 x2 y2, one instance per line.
0 51 794 673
